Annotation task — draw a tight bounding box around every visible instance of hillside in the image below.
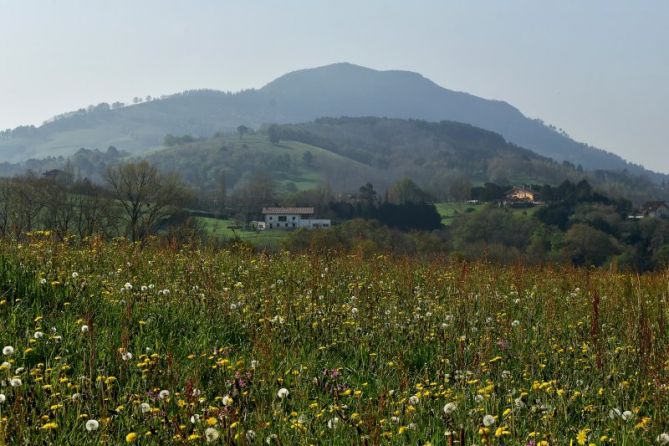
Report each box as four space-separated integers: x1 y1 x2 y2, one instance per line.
0 63 663 183
2 117 664 204
144 118 665 204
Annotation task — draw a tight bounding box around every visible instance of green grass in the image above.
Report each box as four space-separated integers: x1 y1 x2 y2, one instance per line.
0 237 668 444
144 134 376 195
436 202 541 225
435 202 485 225
196 216 288 249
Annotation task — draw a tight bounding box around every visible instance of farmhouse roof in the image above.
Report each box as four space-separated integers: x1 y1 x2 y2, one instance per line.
642 201 669 212
262 207 315 215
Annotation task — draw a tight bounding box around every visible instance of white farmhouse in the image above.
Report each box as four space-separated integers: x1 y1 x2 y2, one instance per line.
262 207 331 230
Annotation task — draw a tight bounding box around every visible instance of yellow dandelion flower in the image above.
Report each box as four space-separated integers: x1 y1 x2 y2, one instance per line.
41 422 58 430
126 432 138 443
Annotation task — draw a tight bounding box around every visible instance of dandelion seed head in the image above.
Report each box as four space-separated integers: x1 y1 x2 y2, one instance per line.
443 402 457 415
483 414 495 427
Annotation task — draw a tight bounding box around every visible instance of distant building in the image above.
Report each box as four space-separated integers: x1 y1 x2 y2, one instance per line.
505 186 536 202
262 207 331 230
641 201 669 218
43 169 73 183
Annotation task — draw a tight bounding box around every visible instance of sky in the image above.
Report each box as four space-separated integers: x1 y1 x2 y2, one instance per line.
1 0 668 171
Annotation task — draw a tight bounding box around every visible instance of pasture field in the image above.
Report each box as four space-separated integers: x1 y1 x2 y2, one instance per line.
194 217 288 249
435 202 539 226
1 235 669 444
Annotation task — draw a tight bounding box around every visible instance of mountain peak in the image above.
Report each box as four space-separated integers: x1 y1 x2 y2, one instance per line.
260 62 428 93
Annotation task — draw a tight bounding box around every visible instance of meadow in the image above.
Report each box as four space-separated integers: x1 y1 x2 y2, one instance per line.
0 235 668 445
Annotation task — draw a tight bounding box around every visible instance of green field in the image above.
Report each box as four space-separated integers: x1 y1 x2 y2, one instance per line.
436 202 540 225
195 216 288 248
435 202 485 225
0 237 668 444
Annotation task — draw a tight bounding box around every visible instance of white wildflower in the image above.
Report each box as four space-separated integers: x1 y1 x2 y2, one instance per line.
85 419 99 431
246 430 256 442
483 414 495 427
443 402 457 415
609 408 622 419
205 427 220 442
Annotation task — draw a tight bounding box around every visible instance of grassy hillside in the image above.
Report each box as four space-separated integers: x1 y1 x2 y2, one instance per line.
5 117 664 205
143 132 380 194
139 118 588 197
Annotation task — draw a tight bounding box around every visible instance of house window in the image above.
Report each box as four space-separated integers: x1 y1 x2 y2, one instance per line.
269 223 273 229
292 216 296 220
278 216 287 222
269 216 273 220
292 223 296 228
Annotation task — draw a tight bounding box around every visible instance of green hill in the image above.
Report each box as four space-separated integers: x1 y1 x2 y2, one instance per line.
2 117 665 204
1 63 665 186
141 118 667 204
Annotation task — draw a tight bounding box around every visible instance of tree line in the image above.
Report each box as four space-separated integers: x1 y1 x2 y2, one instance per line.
0 161 194 242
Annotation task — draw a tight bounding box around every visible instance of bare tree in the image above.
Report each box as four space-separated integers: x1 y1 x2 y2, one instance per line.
104 161 190 241
42 179 78 240
9 176 45 236
0 180 12 236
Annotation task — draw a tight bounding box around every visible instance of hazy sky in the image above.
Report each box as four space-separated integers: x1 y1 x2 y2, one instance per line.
1 1 668 171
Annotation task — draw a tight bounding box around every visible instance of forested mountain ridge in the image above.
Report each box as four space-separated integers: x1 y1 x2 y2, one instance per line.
0 63 663 184
142 118 668 204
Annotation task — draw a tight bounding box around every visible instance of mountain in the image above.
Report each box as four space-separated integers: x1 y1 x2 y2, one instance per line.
0 63 663 182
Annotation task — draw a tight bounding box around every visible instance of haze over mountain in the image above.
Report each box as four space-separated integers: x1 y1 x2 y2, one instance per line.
0 63 663 182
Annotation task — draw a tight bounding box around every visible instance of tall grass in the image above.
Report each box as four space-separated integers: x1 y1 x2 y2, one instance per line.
0 235 667 444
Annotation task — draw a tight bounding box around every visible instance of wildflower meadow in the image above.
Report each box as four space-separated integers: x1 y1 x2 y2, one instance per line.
1 235 669 444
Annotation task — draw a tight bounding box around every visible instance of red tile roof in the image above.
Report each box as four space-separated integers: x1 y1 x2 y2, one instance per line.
262 207 314 215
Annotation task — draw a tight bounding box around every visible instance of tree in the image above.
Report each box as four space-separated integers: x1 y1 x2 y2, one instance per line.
358 183 377 206
302 151 314 166
217 170 227 213
237 125 249 140
562 224 620 266
104 161 190 242
268 125 280 144
231 171 277 220
388 178 431 205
